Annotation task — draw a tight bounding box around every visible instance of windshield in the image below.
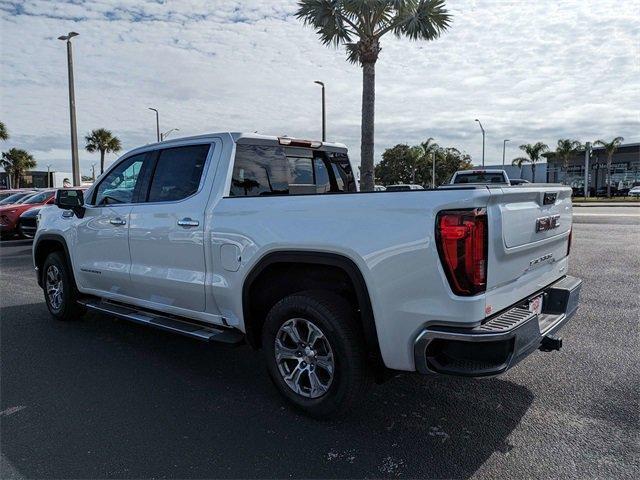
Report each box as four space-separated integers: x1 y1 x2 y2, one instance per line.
0 192 33 205
22 191 53 204
453 172 507 184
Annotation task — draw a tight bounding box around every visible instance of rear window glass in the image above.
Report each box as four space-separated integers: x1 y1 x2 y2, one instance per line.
453 172 506 184
229 145 355 197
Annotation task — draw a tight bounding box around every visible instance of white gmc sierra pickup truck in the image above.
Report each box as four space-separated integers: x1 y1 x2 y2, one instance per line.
33 132 582 417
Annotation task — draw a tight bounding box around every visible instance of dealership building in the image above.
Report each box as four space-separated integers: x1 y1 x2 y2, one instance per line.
545 142 640 195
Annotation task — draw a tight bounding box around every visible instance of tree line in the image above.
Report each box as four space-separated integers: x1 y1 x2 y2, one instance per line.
375 138 473 187
0 120 121 188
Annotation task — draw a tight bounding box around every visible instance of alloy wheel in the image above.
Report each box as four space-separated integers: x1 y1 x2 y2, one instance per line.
274 318 335 399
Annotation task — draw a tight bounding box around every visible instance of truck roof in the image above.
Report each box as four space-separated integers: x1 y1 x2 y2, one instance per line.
144 132 348 152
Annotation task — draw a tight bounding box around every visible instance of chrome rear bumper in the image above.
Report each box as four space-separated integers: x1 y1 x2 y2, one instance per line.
414 275 582 376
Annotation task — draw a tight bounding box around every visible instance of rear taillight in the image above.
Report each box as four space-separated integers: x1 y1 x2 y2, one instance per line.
436 208 488 296
567 228 572 256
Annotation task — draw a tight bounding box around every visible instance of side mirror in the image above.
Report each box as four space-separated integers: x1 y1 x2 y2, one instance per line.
55 189 85 217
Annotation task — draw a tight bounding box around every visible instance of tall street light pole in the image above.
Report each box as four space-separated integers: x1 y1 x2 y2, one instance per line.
314 81 326 141
46 164 52 188
502 139 510 166
584 142 591 198
58 31 81 186
475 119 485 167
148 108 160 142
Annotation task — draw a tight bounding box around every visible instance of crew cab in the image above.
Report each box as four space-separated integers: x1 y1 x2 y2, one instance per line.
33 133 582 417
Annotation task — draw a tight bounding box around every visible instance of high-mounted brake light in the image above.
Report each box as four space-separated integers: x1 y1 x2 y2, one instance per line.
278 137 322 148
436 208 488 296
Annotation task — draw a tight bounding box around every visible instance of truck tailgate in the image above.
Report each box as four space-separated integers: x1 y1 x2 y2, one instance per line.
484 185 573 316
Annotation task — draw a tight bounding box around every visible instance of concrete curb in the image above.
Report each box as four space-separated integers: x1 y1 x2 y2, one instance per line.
573 203 640 208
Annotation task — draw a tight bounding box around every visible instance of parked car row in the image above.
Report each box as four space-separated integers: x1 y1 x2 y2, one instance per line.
0 189 64 239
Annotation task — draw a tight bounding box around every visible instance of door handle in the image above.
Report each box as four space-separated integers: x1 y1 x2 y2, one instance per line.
109 218 126 226
177 218 199 227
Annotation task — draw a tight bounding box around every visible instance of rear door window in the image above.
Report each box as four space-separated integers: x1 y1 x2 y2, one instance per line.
146 145 210 203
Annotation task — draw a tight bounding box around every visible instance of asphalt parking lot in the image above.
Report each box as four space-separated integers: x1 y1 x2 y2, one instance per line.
1 208 638 479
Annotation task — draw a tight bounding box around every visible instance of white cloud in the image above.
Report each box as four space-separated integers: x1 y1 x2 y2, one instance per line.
0 0 638 176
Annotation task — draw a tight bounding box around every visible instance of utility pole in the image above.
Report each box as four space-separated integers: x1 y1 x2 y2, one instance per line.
475 119 485 167
148 107 160 142
502 139 510 166
58 32 81 186
584 142 591 198
314 81 326 141
47 164 52 188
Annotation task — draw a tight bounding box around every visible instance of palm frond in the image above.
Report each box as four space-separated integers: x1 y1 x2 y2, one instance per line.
511 157 528 167
296 0 355 46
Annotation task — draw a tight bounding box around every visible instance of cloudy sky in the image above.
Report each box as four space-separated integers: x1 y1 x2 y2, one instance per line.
1 0 638 175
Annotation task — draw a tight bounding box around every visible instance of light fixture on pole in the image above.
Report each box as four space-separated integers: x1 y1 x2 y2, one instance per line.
475 119 485 167
148 108 160 142
314 81 326 141
161 128 179 141
57 31 81 186
502 139 510 166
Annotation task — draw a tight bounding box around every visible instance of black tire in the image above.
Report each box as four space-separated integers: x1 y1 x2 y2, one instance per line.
262 290 371 418
42 251 85 321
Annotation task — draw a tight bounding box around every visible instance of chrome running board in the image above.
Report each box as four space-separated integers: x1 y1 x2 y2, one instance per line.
79 299 244 345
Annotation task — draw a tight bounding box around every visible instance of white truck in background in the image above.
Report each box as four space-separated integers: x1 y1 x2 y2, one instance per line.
33 133 582 417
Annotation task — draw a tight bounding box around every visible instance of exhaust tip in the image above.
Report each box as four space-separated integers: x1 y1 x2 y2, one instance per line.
539 335 563 352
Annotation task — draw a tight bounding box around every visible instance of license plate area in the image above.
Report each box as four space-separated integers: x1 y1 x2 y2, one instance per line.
528 294 544 315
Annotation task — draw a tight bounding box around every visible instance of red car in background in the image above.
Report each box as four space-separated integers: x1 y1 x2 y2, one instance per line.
0 190 55 238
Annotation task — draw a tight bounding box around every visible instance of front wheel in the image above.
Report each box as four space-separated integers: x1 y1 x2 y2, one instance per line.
262 290 371 418
42 251 85 321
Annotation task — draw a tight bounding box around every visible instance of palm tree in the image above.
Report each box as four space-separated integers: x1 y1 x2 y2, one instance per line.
296 0 452 191
1 148 36 188
512 142 549 182
0 121 8 141
85 128 122 174
554 139 582 184
594 136 624 198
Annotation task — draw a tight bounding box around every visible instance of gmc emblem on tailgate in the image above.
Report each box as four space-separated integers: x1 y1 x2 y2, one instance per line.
536 214 560 232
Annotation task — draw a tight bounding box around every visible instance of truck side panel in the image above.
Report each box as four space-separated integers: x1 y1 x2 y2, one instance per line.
209 189 493 371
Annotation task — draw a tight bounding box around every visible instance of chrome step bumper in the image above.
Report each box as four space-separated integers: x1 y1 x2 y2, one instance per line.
413 275 582 376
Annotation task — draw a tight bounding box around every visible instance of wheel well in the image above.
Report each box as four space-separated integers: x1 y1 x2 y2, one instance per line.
242 252 383 370
34 237 69 287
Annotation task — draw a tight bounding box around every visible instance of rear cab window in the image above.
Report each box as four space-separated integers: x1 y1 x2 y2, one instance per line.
229 144 356 197
453 172 507 184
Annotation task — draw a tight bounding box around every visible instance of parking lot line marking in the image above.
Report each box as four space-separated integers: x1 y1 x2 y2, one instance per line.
0 406 26 417
573 213 640 217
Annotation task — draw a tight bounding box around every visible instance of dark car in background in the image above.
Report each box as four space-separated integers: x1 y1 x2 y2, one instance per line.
17 206 44 239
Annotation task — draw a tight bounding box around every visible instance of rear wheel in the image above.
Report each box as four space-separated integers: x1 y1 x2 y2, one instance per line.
262 290 371 418
43 251 85 321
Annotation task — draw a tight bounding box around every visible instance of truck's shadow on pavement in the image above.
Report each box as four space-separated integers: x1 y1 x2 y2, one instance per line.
1 303 534 479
